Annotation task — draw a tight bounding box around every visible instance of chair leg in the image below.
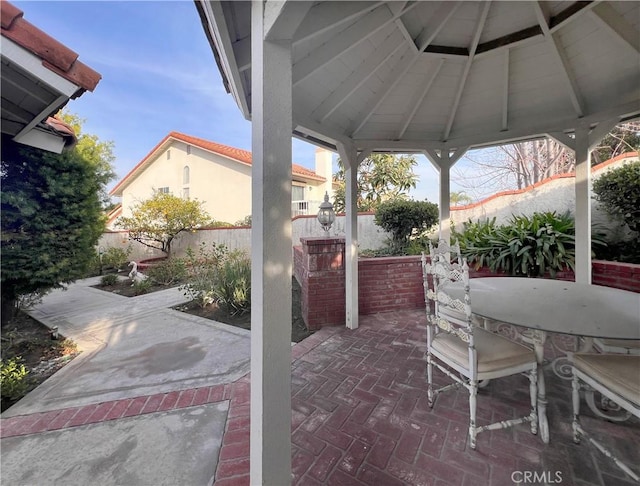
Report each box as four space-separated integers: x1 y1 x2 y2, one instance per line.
528 369 538 435
469 381 478 450
572 372 581 444
426 353 434 407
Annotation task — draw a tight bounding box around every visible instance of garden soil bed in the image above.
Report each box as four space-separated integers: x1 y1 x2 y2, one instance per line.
1 311 79 412
92 276 175 297
174 277 312 343
93 275 313 343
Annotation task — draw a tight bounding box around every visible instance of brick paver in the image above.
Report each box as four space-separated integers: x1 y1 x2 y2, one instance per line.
214 309 640 485
2 309 638 485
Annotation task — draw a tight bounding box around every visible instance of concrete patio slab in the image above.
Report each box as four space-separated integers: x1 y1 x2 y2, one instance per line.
1 401 228 486
4 309 250 417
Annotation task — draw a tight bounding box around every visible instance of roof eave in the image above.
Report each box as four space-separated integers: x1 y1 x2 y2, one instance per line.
195 0 251 120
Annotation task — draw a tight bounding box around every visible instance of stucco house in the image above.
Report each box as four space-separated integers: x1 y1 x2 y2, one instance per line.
109 131 334 225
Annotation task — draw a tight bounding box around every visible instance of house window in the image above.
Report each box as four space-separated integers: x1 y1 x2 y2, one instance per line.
183 166 190 184
167 150 171 160
182 187 190 199
292 185 305 201
187 145 191 155
157 187 170 194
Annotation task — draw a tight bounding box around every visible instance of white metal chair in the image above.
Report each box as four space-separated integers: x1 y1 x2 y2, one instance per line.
593 338 640 355
421 253 539 449
430 238 461 264
572 353 640 482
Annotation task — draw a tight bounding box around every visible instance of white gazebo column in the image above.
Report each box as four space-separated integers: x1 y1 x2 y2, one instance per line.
337 142 361 330
573 127 591 284
551 119 617 285
250 2 294 483
425 148 468 241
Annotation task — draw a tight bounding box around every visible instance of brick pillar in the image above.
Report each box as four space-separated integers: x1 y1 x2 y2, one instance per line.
299 237 345 330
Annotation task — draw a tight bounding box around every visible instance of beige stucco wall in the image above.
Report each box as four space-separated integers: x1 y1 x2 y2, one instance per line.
99 213 391 261
450 154 638 240
120 141 253 224
119 142 333 225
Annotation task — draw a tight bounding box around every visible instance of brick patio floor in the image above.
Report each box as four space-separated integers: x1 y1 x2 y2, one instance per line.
216 309 640 486
2 309 637 485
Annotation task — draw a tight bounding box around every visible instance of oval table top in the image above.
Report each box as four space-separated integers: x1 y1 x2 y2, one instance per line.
459 278 640 340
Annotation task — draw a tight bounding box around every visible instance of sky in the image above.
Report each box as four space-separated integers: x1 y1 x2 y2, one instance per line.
14 0 479 204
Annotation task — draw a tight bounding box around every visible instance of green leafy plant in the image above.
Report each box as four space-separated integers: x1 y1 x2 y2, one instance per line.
213 251 251 315
145 258 187 286
116 192 211 256
592 161 640 233
0 357 30 400
180 243 229 308
101 246 132 271
453 212 603 277
100 273 119 286
375 199 439 253
132 279 153 295
592 161 640 263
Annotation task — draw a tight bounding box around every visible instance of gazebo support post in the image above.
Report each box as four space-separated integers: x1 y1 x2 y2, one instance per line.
550 119 617 284
574 127 592 284
250 1 294 483
424 147 468 242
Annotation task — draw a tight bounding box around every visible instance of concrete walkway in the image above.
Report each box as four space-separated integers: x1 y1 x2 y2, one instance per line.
1 277 251 485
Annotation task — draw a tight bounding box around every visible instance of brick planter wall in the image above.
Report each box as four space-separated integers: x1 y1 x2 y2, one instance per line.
296 238 346 330
358 256 424 315
592 260 640 292
293 241 639 329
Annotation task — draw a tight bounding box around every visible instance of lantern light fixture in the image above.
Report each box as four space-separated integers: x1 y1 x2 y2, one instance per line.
317 192 336 233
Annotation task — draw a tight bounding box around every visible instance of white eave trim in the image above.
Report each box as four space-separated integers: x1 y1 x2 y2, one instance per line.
13 126 66 153
200 1 250 118
1 36 80 97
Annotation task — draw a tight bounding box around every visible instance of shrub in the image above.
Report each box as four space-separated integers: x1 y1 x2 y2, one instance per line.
453 212 605 277
132 279 153 295
214 251 251 315
0 357 30 400
100 274 119 286
592 161 640 233
101 246 132 271
375 199 439 252
145 258 187 286
180 243 229 308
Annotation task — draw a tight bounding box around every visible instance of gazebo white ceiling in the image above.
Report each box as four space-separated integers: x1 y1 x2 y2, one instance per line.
199 0 640 152
196 1 640 483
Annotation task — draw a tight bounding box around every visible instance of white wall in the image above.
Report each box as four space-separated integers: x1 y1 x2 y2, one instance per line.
450 155 637 239
98 213 391 261
101 154 637 261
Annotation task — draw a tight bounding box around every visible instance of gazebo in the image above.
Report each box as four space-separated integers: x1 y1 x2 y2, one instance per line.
194 1 640 482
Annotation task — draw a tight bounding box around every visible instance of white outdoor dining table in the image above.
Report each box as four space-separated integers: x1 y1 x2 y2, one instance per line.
458 277 640 444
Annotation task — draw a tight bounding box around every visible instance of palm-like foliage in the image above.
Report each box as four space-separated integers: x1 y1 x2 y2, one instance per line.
453 212 605 277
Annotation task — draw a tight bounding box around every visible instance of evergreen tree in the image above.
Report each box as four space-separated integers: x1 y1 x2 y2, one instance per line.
1 114 115 324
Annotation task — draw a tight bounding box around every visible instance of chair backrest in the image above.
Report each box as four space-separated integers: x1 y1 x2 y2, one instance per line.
421 252 474 343
429 239 462 264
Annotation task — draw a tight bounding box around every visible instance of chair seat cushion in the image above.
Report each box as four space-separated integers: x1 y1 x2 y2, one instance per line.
431 327 535 374
574 353 640 406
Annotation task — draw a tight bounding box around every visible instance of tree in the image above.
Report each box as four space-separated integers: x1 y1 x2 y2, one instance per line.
116 192 211 256
592 161 640 234
450 191 472 206
591 121 640 165
374 199 439 251
453 123 640 200
333 153 418 213
1 114 116 324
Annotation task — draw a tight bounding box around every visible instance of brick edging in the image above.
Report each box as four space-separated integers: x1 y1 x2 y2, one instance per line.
0 383 237 439
214 327 343 484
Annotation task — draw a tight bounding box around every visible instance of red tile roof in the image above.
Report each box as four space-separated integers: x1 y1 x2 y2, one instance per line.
1 0 101 93
110 131 326 196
